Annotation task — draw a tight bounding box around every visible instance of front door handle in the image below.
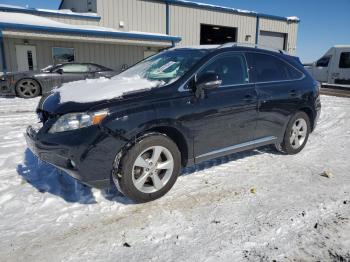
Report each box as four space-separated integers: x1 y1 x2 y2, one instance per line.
243 94 254 103
289 90 297 97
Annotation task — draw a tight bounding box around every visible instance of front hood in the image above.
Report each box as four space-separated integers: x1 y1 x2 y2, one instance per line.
7 70 41 77
40 84 159 115
39 92 108 115
55 76 160 104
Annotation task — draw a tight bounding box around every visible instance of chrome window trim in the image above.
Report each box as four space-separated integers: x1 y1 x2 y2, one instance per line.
196 136 277 159
178 50 306 92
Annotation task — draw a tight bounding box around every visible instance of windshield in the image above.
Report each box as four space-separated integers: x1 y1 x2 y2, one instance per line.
41 64 62 72
117 49 210 87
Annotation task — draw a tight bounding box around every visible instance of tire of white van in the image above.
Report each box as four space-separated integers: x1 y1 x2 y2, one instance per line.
116 134 181 203
277 111 311 155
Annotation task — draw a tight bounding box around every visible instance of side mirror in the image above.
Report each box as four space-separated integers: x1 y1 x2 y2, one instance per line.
196 73 222 91
56 68 64 74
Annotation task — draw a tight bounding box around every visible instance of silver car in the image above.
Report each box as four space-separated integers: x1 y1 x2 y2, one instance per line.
0 63 117 98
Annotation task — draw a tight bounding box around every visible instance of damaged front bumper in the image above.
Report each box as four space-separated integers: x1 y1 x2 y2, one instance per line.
24 124 126 189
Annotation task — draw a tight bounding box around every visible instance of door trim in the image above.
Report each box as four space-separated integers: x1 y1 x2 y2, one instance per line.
195 136 277 160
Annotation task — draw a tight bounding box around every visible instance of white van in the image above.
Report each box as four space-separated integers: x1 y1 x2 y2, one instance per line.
305 45 350 87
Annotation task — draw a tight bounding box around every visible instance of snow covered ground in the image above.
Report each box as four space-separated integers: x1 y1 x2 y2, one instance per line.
0 95 349 261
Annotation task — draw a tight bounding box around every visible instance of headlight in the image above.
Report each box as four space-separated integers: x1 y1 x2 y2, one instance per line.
49 110 108 133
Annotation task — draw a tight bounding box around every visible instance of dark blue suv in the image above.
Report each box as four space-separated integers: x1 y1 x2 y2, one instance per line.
26 44 321 203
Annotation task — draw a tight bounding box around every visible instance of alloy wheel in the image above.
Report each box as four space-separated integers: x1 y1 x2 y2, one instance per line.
17 79 40 98
132 146 174 194
289 118 307 149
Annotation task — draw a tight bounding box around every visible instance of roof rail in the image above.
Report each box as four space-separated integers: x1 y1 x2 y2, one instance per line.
218 42 286 54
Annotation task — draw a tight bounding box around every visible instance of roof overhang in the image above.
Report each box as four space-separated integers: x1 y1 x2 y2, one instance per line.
0 22 181 46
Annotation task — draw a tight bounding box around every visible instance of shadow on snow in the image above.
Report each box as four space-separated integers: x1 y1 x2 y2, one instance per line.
17 146 279 204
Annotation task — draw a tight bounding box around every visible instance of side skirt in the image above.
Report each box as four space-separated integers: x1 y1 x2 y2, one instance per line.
194 136 277 164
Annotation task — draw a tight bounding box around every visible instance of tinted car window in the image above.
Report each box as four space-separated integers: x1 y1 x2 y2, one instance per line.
89 64 111 72
339 52 350 68
316 56 331 67
60 64 89 73
253 53 302 82
198 53 249 86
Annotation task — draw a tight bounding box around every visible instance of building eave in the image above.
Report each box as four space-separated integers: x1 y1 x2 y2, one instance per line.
0 22 182 43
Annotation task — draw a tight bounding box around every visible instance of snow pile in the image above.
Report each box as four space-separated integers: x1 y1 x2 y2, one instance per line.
287 16 300 21
174 0 257 14
0 4 99 17
56 76 160 103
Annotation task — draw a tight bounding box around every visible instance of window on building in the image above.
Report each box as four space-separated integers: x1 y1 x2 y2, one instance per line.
252 53 303 82
200 24 237 45
198 53 249 86
59 64 89 73
339 52 350 68
52 47 75 64
316 56 331 67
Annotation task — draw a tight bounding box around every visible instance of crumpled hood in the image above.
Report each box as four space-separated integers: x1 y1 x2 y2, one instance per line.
39 77 159 115
54 76 160 104
39 91 114 115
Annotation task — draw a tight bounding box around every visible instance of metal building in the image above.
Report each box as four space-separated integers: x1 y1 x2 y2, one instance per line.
0 0 299 73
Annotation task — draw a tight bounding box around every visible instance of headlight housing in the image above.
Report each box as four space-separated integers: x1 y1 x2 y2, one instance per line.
49 110 108 133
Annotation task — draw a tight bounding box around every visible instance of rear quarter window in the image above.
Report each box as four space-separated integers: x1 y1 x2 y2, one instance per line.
251 53 303 82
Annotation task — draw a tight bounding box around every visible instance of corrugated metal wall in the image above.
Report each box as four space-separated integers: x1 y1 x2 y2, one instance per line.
259 18 299 54
96 0 167 34
169 5 257 46
51 1 299 54
3 38 147 72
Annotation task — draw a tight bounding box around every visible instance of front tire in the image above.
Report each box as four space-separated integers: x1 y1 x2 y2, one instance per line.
278 111 311 154
115 134 181 203
15 78 41 98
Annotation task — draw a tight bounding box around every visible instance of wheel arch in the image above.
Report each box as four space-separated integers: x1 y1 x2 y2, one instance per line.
145 126 190 167
298 106 314 131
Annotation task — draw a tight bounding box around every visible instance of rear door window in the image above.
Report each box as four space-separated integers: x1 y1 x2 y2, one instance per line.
198 53 249 87
251 53 303 82
339 52 350 68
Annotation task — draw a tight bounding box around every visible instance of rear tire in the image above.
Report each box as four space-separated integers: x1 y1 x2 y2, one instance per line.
115 134 181 203
277 111 311 154
15 78 41 98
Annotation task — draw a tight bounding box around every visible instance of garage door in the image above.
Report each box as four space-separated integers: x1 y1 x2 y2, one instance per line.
259 31 286 51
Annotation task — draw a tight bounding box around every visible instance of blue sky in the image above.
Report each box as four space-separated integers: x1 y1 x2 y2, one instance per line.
1 0 349 63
